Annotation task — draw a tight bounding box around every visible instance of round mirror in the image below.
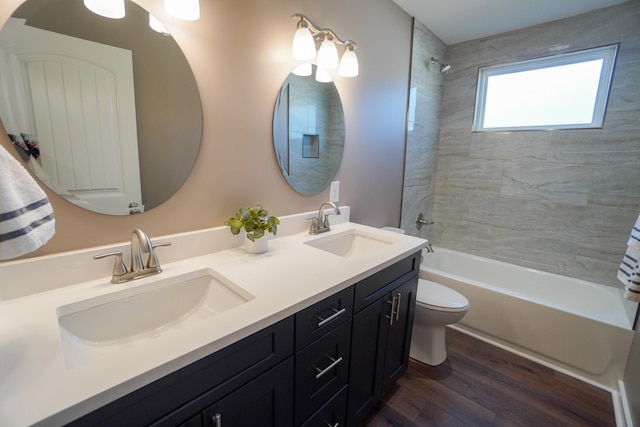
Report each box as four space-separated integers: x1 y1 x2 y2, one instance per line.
0 0 202 215
273 66 345 196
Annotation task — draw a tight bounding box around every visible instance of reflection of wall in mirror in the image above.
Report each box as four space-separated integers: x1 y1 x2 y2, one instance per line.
288 76 344 195
274 84 290 175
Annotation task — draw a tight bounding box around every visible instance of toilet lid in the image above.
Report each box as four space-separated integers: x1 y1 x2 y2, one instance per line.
417 279 469 310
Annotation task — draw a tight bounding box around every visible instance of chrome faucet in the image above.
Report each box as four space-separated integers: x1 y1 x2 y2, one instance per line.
94 229 171 284
131 228 154 273
309 202 341 235
424 239 434 253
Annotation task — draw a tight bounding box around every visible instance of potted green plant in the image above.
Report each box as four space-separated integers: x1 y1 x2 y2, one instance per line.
225 205 280 253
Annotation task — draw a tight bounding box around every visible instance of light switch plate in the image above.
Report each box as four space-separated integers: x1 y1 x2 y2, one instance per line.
330 181 340 202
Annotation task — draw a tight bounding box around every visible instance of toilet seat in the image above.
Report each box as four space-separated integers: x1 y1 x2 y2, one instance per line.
416 279 469 312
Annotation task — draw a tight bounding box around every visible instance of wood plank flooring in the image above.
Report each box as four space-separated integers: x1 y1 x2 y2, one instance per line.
363 328 616 426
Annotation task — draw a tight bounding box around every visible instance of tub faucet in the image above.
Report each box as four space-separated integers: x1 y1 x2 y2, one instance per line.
309 202 341 235
425 239 434 253
93 228 171 284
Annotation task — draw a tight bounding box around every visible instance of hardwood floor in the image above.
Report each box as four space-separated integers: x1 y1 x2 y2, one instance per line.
363 328 616 426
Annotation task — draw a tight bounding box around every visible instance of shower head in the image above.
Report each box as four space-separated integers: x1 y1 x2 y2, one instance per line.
430 57 451 74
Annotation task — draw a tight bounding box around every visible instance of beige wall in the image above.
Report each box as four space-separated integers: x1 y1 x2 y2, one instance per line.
0 0 413 258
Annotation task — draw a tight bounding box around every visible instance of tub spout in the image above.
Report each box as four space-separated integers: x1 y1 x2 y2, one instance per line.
425 239 434 253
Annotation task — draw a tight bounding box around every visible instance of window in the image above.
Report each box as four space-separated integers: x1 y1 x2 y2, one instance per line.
472 44 618 131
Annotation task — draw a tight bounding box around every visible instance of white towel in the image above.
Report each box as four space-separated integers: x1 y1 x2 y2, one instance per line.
0 144 55 259
619 212 640 303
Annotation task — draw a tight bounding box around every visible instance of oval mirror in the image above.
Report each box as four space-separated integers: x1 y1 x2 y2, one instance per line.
273 66 345 196
0 0 202 215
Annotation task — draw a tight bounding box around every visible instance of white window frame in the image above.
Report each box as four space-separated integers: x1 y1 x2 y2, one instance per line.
472 44 618 132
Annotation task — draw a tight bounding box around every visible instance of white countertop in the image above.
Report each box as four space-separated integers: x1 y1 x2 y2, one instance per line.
0 219 426 427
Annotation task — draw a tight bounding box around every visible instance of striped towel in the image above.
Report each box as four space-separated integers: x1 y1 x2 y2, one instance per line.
628 213 640 247
619 213 640 303
0 144 55 260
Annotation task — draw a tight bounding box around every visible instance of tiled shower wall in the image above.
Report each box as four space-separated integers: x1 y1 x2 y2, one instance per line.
400 20 446 237
430 3 640 287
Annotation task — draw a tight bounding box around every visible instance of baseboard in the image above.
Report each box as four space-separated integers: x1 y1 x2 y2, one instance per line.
619 380 635 427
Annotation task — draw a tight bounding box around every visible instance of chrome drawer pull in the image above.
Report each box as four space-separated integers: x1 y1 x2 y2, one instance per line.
212 413 222 427
317 307 347 327
314 356 343 379
395 293 402 321
386 295 398 326
324 422 339 427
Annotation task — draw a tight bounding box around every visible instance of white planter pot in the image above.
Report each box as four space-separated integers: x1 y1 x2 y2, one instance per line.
244 236 268 254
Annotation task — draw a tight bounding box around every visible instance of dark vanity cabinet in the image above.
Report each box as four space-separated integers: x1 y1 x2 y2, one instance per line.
64 252 420 427
66 318 295 427
347 252 420 427
294 287 354 426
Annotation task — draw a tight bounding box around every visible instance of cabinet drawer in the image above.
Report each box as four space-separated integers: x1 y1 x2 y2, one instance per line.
300 384 348 427
295 320 351 425
296 286 354 351
354 251 420 313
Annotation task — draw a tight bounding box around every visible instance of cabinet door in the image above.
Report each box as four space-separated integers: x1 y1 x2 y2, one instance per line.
381 276 418 395
202 358 294 427
347 297 389 427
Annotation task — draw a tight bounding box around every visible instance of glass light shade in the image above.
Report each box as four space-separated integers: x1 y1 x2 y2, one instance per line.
164 0 200 21
315 67 332 83
84 0 125 19
338 46 359 77
149 14 170 35
292 27 316 61
317 36 339 70
292 63 312 76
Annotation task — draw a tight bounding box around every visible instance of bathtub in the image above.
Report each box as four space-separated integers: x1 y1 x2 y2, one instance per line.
420 247 636 390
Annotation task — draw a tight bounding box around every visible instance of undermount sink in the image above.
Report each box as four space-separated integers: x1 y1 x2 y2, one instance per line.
304 229 398 259
57 268 253 346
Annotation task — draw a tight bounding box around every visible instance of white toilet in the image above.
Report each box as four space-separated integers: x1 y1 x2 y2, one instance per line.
410 279 469 366
380 226 469 366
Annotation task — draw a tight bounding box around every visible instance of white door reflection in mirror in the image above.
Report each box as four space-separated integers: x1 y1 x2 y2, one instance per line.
0 18 142 215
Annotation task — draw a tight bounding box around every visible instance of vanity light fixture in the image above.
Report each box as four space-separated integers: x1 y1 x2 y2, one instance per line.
149 14 171 36
291 14 359 78
292 63 313 77
317 34 339 70
84 0 125 19
315 67 333 83
165 0 200 21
